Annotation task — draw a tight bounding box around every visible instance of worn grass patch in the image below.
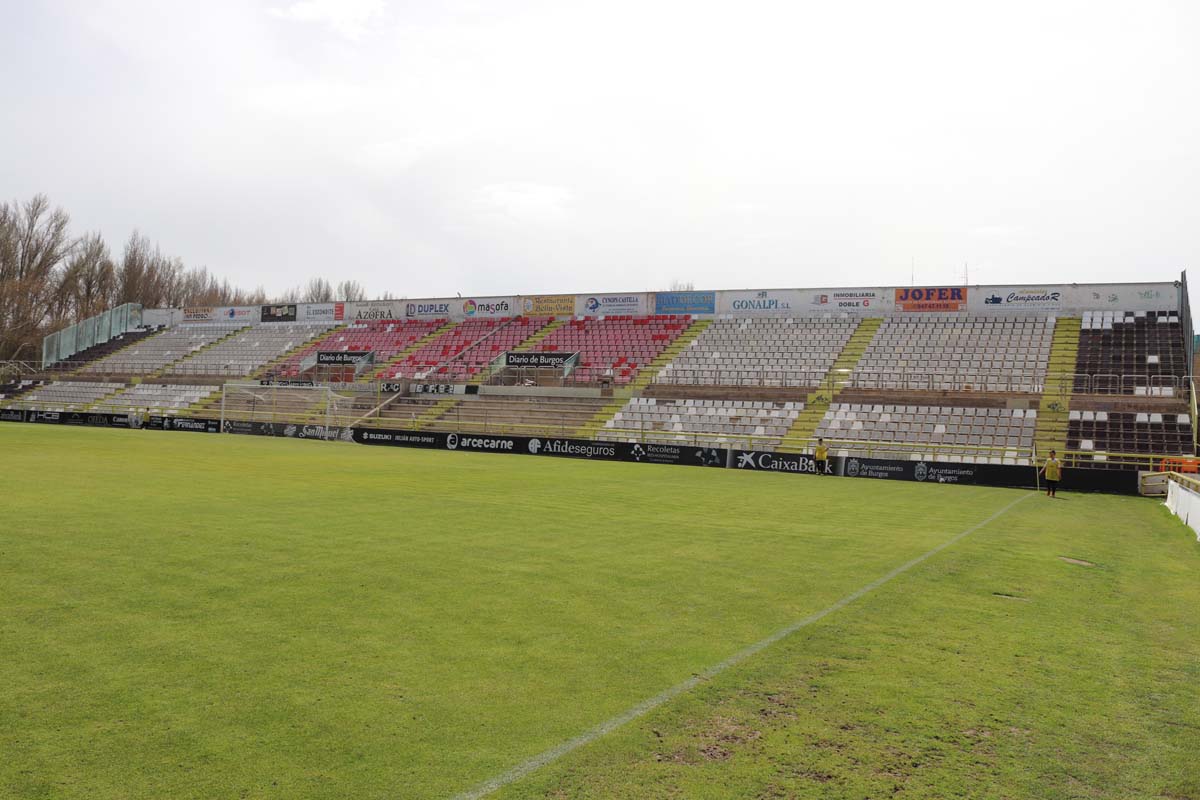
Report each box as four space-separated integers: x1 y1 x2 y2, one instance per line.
1 425 1197 799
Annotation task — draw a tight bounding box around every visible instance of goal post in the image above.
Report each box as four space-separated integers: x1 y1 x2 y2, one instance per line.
220 382 337 437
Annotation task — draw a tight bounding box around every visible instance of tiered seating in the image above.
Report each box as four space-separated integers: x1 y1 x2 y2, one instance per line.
81 324 245 375
533 316 691 384
271 319 444 379
0 379 43 402
382 317 552 381
814 402 1037 464
1075 310 1185 395
5 381 124 410
853 315 1053 392
94 383 216 413
165 323 334 377
46 327 161 371
656 317 855 387
605 397 803 448
1068 410 1192 456
421 396 611 436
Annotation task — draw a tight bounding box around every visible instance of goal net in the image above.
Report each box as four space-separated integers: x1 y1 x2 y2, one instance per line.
219 383 356 440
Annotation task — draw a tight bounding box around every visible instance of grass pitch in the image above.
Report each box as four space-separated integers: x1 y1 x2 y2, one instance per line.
1 425 1197 799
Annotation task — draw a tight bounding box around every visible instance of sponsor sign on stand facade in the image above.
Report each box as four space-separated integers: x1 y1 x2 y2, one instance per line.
521 295 576 316
261 304 298 323
808 289 886 312
460 297 517 319
1059 283 1178 312
349 300 406 321
298 302 344 322
403 300 453 319
317 351 373 365
577 293 648 316
503 352 577 368
720 289 803 316
185 306 260 323
654 291 716 315
412 384 477 395
976 287 1063 311
895 287 968 312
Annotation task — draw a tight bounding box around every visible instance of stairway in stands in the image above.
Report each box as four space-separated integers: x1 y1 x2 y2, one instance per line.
1033 316 1081 457
252 324 348 380
777 316 883 452
366 321 458 382
627 319 711 392
573 318 712 438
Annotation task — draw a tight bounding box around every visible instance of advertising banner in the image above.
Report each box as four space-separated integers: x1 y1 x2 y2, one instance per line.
654 291 716 315
806 288 887 313
459 297 517 319
719 289 804 316
317 351 373 365
843 456 977 484
503 352 577 369
895 287 968 312
577 293 648 316
1059 283 1178 312
213 306 261 323
975 287 1063 311
349 300 405 321
402 299 453 319
412 384 475 395
299 302 344 323
221 419 352 440
732 450 841 475
351 427 727 467
521 295 577 316
162 416 221 433
183 307 214 322
258 379 316 387
2 410 135 427
261 304 298 323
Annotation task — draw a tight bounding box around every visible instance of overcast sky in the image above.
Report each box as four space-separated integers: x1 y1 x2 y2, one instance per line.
2 1 1197 302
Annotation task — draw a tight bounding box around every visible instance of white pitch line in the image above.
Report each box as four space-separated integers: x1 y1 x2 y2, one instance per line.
452 491 1033 800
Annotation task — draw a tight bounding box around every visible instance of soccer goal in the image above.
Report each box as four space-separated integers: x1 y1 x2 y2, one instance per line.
219 382 352 440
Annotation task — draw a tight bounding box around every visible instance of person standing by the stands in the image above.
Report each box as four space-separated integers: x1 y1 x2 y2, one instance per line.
1040 449 1063 497
814 438 829 476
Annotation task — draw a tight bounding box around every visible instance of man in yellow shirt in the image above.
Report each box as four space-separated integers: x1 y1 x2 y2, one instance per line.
1040 449 1063 497
814 437 829 476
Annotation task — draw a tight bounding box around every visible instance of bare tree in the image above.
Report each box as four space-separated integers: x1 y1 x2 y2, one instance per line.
335 280 366 302
0 193 355 361
302 277 334 303
668 279 696 291
0 195 74 360
275 285 302 303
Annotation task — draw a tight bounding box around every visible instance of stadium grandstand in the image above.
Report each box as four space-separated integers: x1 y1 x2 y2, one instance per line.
5 278 1194 489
